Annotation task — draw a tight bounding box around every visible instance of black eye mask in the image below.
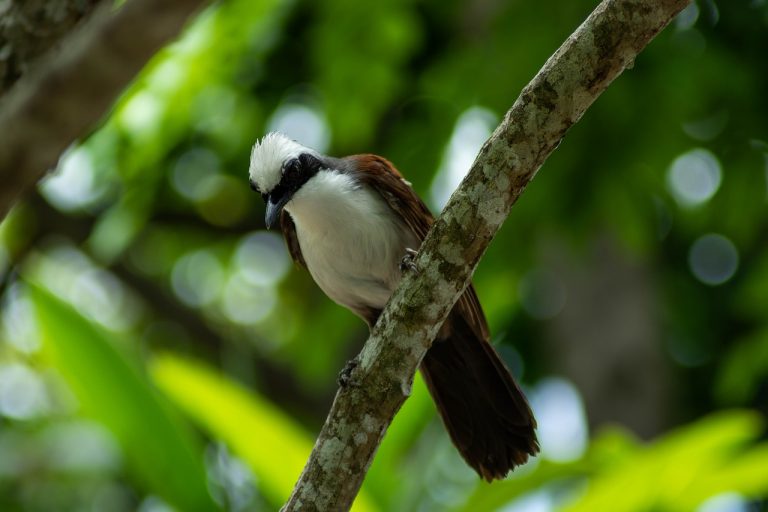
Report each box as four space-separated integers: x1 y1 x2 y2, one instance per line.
268 153 322 204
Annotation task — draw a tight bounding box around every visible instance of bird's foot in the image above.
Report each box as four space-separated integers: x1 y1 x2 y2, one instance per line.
338 358 360 387
399 248 419 274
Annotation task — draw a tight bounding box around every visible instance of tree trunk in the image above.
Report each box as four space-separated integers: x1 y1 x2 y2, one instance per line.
0 0 208 221
0 0 103 94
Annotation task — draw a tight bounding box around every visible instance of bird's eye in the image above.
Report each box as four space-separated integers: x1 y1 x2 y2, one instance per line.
261 192 268 202
298 153 317 170
283 158 301 179
249 181 259 192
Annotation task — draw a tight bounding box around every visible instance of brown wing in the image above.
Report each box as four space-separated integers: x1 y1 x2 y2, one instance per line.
280 210 306 268
348 154 433 239
349 154 490 340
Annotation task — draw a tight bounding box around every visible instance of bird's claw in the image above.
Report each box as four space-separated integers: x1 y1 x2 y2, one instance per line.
400 248 419 273
338 358 360 387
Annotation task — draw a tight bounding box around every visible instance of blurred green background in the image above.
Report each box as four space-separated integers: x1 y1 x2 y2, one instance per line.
1 0 768 510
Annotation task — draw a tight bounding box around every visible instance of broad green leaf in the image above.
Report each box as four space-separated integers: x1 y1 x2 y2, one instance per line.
455 459 588 512
28 282 217 512
564 411 766 512
150 353 379 512
456 412 768 512
455 427 639 512
676 443 768 509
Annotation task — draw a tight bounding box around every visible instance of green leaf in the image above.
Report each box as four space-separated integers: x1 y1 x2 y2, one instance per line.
454 423 639 512
456 412 768 512
564 411 768 512
456 459 589 512
150 353 380 512
27 282 217 512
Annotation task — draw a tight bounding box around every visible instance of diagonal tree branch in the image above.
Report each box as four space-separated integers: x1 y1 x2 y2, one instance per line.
0 0 104 94
0 0 209 222
283 0 690 510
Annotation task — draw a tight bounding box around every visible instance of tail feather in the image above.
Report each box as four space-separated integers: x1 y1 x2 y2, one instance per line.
420 311 539 480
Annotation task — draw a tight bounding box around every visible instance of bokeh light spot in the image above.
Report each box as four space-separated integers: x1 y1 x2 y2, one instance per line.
147 59 186 94
205 443 256 510
32 245 143 332
171 250 225 307
267 103 330 153
682 110 728 141
138 496 175 512
688 233 739 286
430 107 496 210
40 146 104 212
221 277 276 325
698 492 749 512
41 421 122 473
667 148 722 207
1 284 41 354
234 231 291 287
0 363 50 420
666 335 712 367
171 147 222 202
675 2 699 30
119 91 164 136
501 491 554 512
72 269 141 331
530 378 588 462
519 269 567 320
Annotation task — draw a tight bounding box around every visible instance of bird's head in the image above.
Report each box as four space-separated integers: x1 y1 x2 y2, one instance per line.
248 132 324 229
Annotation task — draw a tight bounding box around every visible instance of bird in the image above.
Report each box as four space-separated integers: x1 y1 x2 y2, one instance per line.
248 132 538 480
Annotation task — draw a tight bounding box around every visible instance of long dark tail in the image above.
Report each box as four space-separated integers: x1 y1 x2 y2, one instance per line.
420 310 539 481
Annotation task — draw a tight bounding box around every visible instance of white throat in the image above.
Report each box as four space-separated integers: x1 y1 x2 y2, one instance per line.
287 171 368 232
285 170 417 312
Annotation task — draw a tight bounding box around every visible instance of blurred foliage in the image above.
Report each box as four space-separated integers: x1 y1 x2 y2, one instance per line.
458 411 768 512
29 283 216 512
1 0 768 510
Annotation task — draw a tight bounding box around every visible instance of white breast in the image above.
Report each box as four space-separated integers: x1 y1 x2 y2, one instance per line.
285 171 416 313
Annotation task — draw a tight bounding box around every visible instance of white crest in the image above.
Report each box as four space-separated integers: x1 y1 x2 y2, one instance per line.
248 132 312 193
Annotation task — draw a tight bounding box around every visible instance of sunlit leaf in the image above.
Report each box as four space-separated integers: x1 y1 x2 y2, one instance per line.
677 443 768 509
27 282 217 511
456 460 588 512
564 411 767 512
456 412 768 512
150 353 379 512
455 427 639 512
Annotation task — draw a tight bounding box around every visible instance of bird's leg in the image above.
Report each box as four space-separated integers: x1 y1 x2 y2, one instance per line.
400 248 419 273
338 357 360 387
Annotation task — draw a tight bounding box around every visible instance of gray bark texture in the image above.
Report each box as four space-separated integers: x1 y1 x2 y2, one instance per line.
0 0 208 221
282 0 691 510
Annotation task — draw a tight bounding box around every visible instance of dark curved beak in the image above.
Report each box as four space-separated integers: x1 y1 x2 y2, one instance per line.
265 193 292 229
